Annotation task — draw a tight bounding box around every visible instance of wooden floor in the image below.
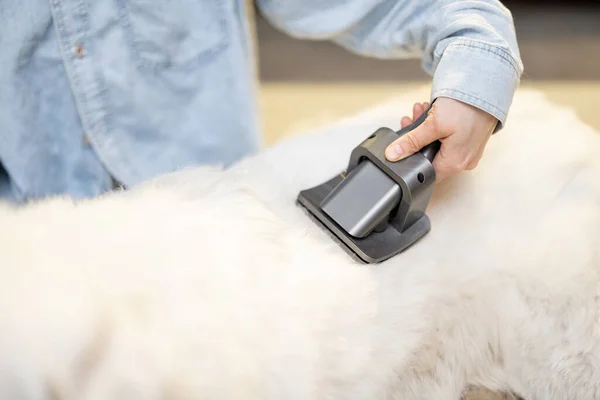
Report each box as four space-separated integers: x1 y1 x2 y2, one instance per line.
259 80 600 145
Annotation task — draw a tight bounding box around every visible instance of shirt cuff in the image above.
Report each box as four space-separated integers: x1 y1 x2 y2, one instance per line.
430 38 523 131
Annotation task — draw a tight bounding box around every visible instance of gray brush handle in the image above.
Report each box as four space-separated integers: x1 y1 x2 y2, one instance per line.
394 101 441 164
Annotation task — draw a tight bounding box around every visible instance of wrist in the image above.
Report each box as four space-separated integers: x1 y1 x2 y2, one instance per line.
430 38 523 131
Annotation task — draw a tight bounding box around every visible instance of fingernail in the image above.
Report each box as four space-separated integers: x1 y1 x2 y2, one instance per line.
385 144 405 161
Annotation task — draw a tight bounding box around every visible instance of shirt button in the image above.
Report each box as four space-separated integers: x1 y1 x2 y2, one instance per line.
83 135 91 146
74 43 85 58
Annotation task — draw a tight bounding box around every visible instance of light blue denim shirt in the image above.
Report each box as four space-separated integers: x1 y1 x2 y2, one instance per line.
0 0 523 203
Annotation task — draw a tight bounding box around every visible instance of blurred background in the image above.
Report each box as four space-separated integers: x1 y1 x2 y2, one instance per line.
253 0 600 144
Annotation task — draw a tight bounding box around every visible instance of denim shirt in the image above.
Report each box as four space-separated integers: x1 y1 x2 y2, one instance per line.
0 0 523 203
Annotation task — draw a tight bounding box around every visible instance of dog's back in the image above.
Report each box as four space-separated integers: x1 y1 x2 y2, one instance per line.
0 89 599 400
0 169 433 399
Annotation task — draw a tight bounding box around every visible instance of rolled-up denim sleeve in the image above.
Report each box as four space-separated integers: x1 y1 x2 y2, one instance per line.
257 0 524 129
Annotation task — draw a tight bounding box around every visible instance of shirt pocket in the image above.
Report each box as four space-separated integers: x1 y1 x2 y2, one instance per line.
118 0 229 70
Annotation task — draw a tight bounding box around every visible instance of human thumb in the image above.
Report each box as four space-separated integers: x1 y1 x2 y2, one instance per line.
384 112 440 162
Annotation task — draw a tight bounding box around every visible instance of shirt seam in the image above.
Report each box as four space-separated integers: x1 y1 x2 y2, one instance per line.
433 88 507 123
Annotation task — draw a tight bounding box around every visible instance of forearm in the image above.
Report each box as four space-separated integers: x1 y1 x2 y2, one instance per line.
257 0 523 128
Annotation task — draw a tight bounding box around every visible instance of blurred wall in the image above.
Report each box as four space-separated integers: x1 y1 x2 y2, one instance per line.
255 0 600 82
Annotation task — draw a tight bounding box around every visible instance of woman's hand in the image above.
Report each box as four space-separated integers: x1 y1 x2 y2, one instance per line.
384 97 498 182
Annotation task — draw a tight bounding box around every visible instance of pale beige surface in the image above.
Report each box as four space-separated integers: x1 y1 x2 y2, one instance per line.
259 81 600 145
463 388 518 400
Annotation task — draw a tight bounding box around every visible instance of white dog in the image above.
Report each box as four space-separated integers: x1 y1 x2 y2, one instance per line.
0 89 598 400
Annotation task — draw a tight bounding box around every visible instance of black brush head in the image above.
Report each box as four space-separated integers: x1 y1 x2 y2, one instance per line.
296 173 431 264
295 102 438 264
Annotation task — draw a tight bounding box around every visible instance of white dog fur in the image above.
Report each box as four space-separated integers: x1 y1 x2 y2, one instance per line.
0 88 599 400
